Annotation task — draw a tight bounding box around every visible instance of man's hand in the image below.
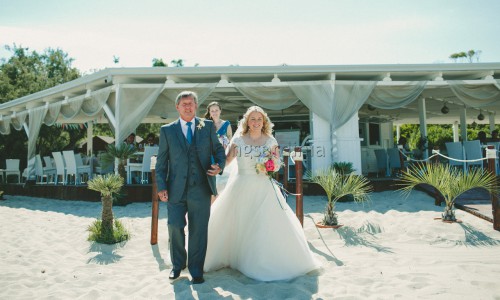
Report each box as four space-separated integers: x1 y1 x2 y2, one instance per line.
158 190 169 202
207 163 221 176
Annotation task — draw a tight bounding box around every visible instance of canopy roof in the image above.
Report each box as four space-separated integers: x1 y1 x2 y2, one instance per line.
1 63 500 129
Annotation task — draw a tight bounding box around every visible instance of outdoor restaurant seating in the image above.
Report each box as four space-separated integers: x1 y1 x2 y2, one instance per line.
52 152 67 185
374 149 388 177
35 154 55 184
445 142 465 169
4 159 21 183
126 146 158 184
63 150 92 185
463 140 483 170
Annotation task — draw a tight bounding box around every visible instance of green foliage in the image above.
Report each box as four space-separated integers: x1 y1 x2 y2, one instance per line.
88 173 124 197
309 167 372 225
152 58 167 67
100 144 137 178
399 163 497 221
332 161 355 174
449 50 482 63
170 59 184 67
87 219 130 244
0 45 81 169
0 191 4 200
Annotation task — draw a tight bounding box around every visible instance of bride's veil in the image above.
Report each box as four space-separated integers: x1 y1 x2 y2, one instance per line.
220 122 244 189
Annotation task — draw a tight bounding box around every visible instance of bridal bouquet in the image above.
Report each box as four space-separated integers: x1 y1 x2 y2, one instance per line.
255 148 282 177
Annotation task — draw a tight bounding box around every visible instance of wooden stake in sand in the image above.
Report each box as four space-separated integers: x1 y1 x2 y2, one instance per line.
150 156 159 245
486 146 500 231
291 147 304 227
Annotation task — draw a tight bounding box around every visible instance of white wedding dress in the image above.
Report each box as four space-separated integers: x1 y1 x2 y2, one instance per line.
204 136 319 281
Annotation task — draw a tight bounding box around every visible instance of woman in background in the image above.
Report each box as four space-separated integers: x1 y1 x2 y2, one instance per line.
204 102 233 203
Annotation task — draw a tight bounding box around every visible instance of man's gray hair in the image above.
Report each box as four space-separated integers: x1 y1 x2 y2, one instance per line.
176 91 198 105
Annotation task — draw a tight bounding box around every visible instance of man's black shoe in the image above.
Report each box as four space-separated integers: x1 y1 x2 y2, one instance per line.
169 269 181 280
191 276 205 284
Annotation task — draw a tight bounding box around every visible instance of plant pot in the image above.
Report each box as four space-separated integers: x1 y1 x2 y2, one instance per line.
315 222 343 229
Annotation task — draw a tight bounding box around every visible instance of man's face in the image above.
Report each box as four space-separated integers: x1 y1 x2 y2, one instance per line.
176 96 198 121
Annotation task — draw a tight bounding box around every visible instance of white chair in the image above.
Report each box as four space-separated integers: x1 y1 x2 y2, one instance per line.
374 149 388 177
35 154 56 184
75 153 92 182
463 140 484 170
5 159 21 183
127 156 143 185
52 152 67 185
43 156 55 169
387 148 402 175
63 151 91 185
140 146 159 183
445 142 465 169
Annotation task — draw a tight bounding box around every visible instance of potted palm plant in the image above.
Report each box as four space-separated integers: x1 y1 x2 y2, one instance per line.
310 167 372 228
87 174 130 244
399 163 497 222
332 161 356 202
100 143 137 179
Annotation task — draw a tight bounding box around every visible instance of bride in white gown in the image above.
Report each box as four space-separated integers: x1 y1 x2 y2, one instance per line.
204 106 319 281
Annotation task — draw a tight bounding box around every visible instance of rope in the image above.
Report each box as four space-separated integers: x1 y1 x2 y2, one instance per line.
398 149 489 164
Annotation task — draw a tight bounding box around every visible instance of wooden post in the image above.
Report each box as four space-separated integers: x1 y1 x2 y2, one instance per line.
292 147 304 227
274 145 280 182
150 156 159 245
432 146 440 164
486 146 500 231
283 147 290 191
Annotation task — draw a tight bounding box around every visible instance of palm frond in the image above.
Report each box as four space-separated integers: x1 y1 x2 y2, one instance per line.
100 143 137 167
88 174 124 197
399 163 497 207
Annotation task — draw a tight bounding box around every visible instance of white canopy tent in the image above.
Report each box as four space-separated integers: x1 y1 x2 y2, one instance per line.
1 63 500 178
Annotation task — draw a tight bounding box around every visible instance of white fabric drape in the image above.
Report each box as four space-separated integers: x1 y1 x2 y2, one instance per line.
233 82 299 110
81 87 112 116
289 81 376 131
150 83 218 120
26 106 48 178
44 102 62 126
0 117 11 135
449 80 500 108
10 111 28 131
60 95 85 119
366 81 427 109
116 84 165 143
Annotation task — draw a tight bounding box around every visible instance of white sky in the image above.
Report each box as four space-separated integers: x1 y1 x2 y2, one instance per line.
1 0 500 74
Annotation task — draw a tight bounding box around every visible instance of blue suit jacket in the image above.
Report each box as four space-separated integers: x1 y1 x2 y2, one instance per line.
155 117 226 202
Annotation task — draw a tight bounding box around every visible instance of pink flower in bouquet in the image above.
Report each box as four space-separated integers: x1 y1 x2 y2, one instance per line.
265 159 275 172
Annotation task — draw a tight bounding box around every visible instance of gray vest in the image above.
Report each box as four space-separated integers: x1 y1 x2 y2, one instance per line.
186 136 207 187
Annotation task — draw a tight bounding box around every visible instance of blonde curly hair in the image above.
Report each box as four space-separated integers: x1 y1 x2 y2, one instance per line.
238 106 273 136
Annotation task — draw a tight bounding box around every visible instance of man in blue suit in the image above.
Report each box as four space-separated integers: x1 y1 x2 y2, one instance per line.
156 91 226 284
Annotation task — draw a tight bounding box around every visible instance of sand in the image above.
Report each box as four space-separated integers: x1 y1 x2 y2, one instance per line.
1 190 500 299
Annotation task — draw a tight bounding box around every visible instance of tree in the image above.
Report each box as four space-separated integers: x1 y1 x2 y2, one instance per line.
0 45 82 169
449 50 481 63
87 173 129 244
152 58 167 67
170 59 184 67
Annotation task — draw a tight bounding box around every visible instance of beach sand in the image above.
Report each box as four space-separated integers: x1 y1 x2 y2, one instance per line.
1 190 500 299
